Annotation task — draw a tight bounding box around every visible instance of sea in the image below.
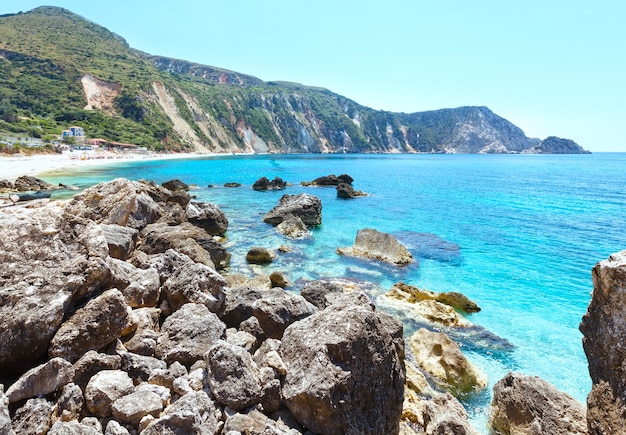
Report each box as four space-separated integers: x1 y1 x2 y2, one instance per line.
43 152 626 431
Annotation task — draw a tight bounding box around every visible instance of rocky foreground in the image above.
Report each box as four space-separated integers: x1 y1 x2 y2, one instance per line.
0 177 623 434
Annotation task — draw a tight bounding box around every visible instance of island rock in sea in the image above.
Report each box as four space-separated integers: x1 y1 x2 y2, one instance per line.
337 228 414 266
0 178 409 434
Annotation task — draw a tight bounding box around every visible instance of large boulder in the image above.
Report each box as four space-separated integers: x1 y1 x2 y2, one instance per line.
72 351 121 390
403 391 478 435
99 224 139 260
337 228 413 266
300 280 344 309
49 289 130 363
156 303 226 365
275 214 312 239
489 372 587 435
263 193 322 226
280 292 405 434
0 203 111 375
5 357 74 403
141 391 221 435
185 200 228 235
336 183 366 199
580 250 626 434
205 340 263 410
161 261 227 313
11 398 53 435
301 174 354 186
218 286 264 328
111 390 164 426
107 258 160 308
13 175 53 192
246 247 276 264
84 370 134 417
139 221 217 267
409 328 487 396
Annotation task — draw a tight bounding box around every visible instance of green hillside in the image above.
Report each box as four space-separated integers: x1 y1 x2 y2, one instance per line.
0 6 588 154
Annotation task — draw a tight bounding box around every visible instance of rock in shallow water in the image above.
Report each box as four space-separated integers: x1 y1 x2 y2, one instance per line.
263 193 322 226
337 228 414 266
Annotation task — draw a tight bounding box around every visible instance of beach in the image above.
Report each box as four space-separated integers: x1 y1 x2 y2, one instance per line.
0 152 210 181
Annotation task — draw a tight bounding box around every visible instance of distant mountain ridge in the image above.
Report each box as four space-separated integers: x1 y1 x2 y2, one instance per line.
0 6 590 154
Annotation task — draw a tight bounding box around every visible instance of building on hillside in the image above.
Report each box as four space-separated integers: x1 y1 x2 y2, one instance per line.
62 126 86 144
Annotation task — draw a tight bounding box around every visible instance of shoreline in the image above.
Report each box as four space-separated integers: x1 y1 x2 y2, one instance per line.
0 151 226 181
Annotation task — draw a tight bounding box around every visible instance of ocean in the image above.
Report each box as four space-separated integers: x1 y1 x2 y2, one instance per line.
44 152 626 430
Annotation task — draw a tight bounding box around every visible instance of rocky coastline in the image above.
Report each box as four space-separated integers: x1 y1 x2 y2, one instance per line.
0 176 623 434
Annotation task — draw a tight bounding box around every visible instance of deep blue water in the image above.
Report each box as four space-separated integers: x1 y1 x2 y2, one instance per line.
43 153 626 429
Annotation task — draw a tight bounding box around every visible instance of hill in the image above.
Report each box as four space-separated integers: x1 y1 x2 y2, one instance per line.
0 6 589 154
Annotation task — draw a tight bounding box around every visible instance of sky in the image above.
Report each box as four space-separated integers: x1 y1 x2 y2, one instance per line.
1 1 625 152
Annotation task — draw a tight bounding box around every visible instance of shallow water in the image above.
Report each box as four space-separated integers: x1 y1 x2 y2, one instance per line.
44 152 626 430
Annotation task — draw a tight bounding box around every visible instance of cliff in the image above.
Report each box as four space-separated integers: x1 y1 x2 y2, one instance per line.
0 7 589 154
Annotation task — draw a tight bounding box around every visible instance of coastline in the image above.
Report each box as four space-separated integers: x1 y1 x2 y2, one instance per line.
0 151 219 181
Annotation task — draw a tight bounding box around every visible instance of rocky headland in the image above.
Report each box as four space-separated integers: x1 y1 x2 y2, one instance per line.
0 177 623 434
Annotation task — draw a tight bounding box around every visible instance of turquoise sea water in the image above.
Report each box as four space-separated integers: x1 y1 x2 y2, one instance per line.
44 153 626 430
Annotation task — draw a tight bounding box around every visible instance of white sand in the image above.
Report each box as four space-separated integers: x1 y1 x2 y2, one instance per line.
0 152 214 181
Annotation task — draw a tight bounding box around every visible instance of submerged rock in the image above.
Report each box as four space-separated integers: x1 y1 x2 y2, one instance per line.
246 247 276 264
337 228 413 266
409 328 487 396
263 193 322 226
489 372 586 435
275 214 312 239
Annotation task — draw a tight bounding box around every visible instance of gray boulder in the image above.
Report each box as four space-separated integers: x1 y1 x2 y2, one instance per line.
100 224 139 260
49 289 130 363
139 221 217 267
107 258 161 308
263 193 322 226
105 420 131 435
580 250 626 435
11 398 53 435
5 357 74 403
280 292 405 434
162 179 189 191
219 286 263 328
123 307 161 356
54 383 84 422
0 386 13 435
337 228 413 266
300 279 344 309
13 175 53 192
205 340 263 410
48 421 102 435
156 303 226 365
85 370 134 417
185 200 229 236
489 372 587 435
252 288 317 339
275 214 311 239
196 237 231 270
111 390 164 426
223 408 300 434
404 392 479 435
161 261 227 313
73 351 121 390
120 351 167 382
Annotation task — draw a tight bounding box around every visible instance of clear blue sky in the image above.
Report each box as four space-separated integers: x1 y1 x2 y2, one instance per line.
2 1 625 151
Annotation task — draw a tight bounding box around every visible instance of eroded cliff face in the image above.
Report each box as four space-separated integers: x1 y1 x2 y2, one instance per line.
580 250 626 434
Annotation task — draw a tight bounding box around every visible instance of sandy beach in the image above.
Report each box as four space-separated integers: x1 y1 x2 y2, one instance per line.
0 152 211 181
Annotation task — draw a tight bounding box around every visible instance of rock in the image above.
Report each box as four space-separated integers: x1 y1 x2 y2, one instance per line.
54 383 84 422
0 203 111 375
226 328 257 352
49 289 130 363
107 258 161 308
135 383 171 407
0 386 13 435
252 176 287 191
99 224 139 260
139 221 216 267
263 193 322 226
219 286 263 328
85 370 134 417
336 182 366 198
141 390 221 435
403 392 479 435
388 282 481 313
239 316 267 345
196 237 231 269
122 307 161 356
156 303 226 365
13 175 53 192
409 328 487 396
415 299 462 326
145 248 194 284
11 398 53 435
73 351 121 390
269 271 290 288
205 340 263 410
275 214 312 239
246 246 276 264
111 390 164 426
224 408 300 434
105 420 131 435
162 179 189 191
302 174 354 186
489 372 587 435
224 182 241 188
300 279 344 309
252 288 317 339
48 420 102 435
120 351 167 382
6 357 74 403
580 250 626 435
0 179 13 191
337 228 413 266
185 200 229 236
161 261 227 312
280 292 405 434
